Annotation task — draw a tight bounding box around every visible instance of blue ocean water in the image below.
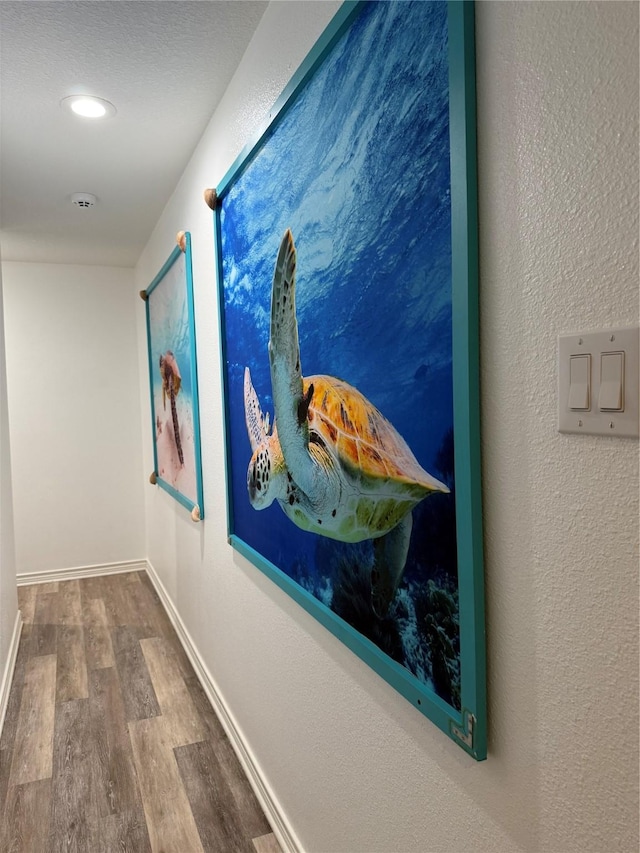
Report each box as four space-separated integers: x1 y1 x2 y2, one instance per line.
219 1 459 700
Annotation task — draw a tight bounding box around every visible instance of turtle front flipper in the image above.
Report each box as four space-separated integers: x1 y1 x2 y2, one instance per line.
371 512 413 618
268 230 316 495
244 366 270 451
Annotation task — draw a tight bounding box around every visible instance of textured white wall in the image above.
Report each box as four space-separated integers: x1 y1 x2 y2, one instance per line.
136 2 639 851
476 2 639 851
0 262 18 681
3 262 145 574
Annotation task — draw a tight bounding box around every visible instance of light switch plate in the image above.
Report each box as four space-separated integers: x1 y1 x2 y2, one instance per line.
558 326 639 437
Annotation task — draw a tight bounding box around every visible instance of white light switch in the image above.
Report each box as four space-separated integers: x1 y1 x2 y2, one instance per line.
599 352 624 411
558 326 639 437
568 354 590 410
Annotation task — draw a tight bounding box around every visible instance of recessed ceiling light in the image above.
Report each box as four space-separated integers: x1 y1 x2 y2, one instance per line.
61 95 116 119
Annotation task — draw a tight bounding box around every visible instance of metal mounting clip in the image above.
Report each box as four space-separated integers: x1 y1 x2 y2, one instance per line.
450 710 475 750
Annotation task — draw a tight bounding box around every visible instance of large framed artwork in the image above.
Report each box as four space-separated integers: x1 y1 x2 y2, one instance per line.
212 0 485 758
143 231 204 522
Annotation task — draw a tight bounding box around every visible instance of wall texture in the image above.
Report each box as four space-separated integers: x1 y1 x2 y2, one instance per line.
475 2 639 850
3 262 145 575
0 260 18 695
135 2 639 851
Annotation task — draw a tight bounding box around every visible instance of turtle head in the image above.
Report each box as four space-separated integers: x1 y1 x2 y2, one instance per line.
247 433 286 510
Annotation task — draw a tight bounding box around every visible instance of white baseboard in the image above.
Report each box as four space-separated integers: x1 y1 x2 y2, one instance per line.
144 559 300 853
16 558 148 587
0 609 23 739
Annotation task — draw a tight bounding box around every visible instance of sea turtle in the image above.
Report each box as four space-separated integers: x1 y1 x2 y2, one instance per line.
244 229 449 617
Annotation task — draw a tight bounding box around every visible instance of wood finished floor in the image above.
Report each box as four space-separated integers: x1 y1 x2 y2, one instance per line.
0 571 282 853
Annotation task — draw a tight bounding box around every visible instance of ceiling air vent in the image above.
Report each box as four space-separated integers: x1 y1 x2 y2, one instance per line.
70 192 98 208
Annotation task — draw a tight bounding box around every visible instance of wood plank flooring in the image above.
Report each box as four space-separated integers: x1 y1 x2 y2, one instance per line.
0 571 281 853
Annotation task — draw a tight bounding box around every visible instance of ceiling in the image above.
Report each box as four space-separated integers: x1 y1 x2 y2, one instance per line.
0 0 268 267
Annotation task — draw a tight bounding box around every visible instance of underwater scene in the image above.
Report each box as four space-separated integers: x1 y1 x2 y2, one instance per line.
220 1 460 708
148 250 198 505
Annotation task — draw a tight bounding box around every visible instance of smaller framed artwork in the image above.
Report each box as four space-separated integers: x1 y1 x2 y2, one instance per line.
142 231 204 521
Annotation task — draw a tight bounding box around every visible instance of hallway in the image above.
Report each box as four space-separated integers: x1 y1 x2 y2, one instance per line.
0 571 281 853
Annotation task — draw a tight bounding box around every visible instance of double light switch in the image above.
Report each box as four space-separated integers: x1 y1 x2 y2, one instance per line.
559 327 639 437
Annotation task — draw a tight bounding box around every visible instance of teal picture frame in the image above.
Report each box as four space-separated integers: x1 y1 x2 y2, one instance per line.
213 0 485 759
144 232 204 521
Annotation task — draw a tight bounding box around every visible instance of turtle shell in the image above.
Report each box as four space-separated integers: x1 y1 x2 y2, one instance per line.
304 374 438 493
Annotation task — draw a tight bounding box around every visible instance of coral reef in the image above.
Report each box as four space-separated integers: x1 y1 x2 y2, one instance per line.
329 542 404 662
